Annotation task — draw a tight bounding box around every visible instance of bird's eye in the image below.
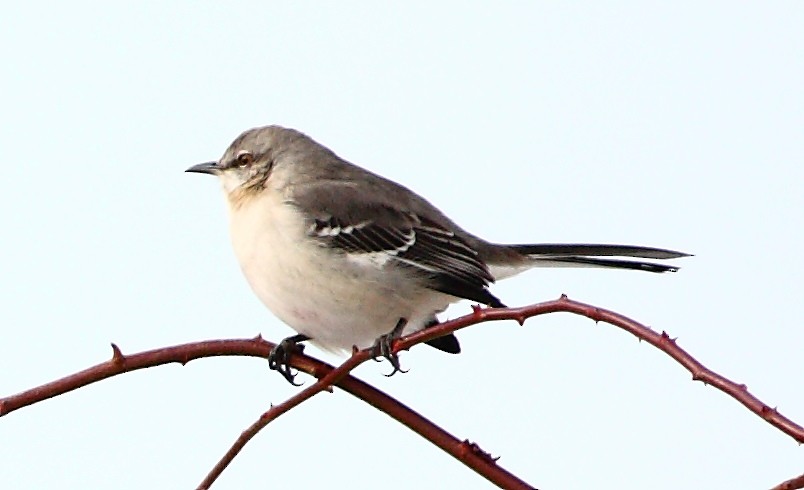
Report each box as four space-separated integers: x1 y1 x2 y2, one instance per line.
236 151 254 167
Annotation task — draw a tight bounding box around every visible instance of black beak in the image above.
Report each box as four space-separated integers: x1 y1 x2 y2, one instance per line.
185 161 219 175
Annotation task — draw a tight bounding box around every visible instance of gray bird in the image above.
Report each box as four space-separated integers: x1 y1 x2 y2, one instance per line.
187 125 688 383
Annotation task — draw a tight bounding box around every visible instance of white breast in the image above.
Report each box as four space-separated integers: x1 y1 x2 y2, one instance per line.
227 191 454 353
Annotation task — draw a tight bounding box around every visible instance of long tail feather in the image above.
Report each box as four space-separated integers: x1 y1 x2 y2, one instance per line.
510 244 690 260
526 255 680 273
487 243 690 279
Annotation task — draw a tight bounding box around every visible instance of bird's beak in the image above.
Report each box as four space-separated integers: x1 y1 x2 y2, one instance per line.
185 161 219 175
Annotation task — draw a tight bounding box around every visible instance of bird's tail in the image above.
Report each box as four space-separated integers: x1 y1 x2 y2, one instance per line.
489 244 690 279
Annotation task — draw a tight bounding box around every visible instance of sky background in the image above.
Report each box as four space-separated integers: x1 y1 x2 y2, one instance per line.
2 2 803 489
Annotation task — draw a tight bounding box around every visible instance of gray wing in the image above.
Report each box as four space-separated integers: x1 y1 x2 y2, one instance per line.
289 181 504 307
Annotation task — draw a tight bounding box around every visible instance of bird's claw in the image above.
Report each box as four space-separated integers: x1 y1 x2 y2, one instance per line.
371 318 409 377
268 335 307 386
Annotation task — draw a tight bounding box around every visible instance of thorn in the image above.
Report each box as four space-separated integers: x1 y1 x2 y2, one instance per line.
459 440 499 464
559 293 568 300
659 331 677 345
351 345 360 355
471 304 482 314
110 343 124 365
253 333 264 342
515 315 526 326
458 439 473 458
760 405 779 418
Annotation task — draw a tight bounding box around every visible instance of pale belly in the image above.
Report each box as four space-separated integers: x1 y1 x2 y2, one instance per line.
228 194 453 353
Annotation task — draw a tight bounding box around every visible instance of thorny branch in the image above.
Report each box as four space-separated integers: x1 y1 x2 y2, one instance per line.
772 472 804 490
2 296 803 489
1 340 533 489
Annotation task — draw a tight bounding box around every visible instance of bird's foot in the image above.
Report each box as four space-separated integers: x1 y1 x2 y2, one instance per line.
268 334 310 386
371 318 409 377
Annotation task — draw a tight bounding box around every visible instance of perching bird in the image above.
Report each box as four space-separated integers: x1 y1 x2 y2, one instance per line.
186 125 688 383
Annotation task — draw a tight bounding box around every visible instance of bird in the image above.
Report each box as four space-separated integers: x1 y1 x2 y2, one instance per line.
186 125 688 383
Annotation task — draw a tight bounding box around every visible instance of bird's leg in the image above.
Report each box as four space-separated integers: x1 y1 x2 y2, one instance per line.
268 333 310 385
371 318 409 377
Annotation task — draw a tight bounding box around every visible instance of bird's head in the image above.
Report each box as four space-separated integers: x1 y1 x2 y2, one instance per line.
186 125 282 197
186 125 307 200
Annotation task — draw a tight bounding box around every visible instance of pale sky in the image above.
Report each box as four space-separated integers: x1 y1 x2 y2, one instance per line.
2 2 803 489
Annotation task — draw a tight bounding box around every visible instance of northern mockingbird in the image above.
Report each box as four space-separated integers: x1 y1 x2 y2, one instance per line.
187 125 688 383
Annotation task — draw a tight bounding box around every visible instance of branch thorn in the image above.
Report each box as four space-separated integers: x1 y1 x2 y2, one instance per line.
110 343 124 365
459 440 499 464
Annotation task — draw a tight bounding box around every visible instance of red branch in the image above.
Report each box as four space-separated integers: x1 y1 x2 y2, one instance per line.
394 296 804 444
772 472 804 490
1 338 534 489
3 296 803 489
196 343 535 489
